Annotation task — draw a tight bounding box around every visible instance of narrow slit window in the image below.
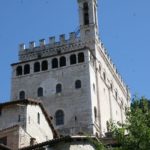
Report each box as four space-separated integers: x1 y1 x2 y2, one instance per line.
37 113 40 124
115 91 118 100
94 107 97 121
103 72 106 81
83 2 89 25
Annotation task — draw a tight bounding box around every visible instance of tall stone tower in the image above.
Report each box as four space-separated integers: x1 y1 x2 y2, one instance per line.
78 0 99 41
11 0 130 137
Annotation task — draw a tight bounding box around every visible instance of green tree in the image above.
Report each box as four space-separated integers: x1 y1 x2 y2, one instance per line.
112 97 150 150
87 136 107 150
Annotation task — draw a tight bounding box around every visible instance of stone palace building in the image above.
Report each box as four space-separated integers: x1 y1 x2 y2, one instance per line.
10 0 130 139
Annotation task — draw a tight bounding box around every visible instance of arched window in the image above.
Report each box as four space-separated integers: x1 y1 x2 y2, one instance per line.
78 52 85 63
37 113 40 124
34 62 40 72
70 54 76 65
37 87 43 97
16 66 22 76
42 60 48 71
83 2 89 25
60 56 66 67
94 107 97 121
52 58 58 68
75 80 81 89
56 84 62 93
55 110 64 126
24 64 30 75
19 91 25 100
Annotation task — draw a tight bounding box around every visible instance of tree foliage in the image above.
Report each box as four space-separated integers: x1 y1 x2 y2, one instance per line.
90 97 150 150
111 96 150 150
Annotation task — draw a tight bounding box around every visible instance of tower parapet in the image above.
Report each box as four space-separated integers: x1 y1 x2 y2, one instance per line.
19 32 83 62
98 41 130 97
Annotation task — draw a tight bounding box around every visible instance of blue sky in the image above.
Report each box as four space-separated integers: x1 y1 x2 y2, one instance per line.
0 0 150 102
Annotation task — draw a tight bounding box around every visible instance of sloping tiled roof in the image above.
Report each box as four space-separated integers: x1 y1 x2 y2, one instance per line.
19 136 119 150
0 99 42 108
0 99 59 139
19 136 98 150
0 125 19 133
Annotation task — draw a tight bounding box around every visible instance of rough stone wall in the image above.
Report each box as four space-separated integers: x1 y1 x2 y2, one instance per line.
10 0 130 137
0 126 19 150
0 105 26 130
11 50 94 135
11 44 130 136
18 126 31 149
0 103 54 148
93 43 130 135
26 105 53 143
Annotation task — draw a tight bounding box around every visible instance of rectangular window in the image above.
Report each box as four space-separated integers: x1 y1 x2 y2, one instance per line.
0 137 7 145
37 113 40 124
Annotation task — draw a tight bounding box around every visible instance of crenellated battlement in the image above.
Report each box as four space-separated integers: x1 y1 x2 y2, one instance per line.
19 32 77 52
98 41 130 96
18 32 83 62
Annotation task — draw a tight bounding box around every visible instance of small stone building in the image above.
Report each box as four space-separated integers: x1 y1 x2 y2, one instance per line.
0 143 11 150
0 99 58 150
19 136 97 150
